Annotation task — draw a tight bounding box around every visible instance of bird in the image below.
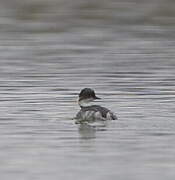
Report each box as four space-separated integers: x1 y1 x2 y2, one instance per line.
74 88 117 124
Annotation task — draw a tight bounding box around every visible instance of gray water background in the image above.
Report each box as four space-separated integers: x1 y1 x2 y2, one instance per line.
0 0 175 179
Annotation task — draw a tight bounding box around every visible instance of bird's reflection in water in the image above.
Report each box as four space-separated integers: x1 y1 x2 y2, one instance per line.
78 122 108 139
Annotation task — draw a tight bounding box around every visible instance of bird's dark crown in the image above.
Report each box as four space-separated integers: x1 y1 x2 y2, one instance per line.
79 88 100 101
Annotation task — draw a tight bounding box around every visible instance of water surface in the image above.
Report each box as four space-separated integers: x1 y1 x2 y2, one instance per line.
0 1 175 179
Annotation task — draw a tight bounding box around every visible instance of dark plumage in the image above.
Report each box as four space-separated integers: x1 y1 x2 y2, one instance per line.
79 88 100 101
80 105 116 119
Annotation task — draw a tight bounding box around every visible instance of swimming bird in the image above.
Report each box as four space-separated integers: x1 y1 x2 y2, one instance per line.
74 88 117 124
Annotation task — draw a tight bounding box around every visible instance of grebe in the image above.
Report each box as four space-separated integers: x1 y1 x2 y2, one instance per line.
74 88 117 124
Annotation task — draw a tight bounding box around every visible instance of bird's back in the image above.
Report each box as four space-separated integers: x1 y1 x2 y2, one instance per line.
75 105 117 123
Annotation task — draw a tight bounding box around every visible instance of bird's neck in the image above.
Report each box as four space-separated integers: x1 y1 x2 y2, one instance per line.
78 99 95 107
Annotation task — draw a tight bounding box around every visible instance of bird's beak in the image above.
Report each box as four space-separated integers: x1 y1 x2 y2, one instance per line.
94 96 101 100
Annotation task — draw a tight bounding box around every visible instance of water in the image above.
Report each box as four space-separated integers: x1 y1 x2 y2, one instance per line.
0 0 175 179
